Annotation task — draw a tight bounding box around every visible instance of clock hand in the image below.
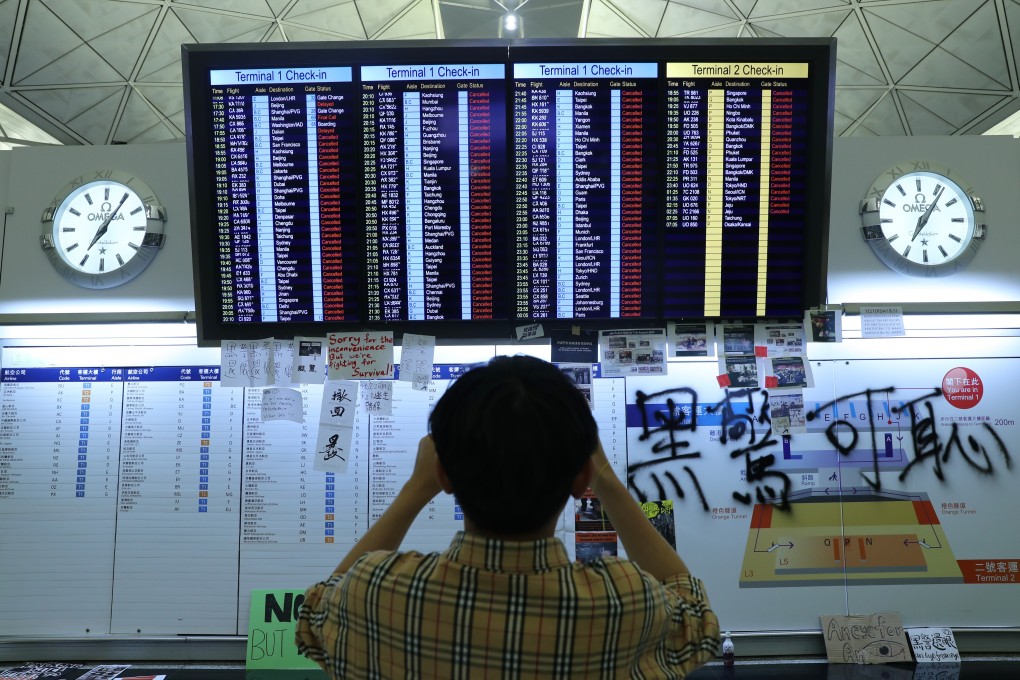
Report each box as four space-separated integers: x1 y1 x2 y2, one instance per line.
87 192 129 250
910 185 943 242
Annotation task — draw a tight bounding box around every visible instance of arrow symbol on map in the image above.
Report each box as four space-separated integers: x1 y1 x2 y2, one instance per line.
904 538 932 549
767 542 794 552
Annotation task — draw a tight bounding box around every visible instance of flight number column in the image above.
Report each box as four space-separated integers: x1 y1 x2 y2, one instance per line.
512 79 554 318
663 73 708 317
223 90 257 321
363 81 406 321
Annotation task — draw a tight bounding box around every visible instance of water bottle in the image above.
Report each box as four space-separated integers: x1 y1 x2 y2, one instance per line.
722 631 734 668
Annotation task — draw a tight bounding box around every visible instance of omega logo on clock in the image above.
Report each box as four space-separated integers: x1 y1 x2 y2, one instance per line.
859 163 985 278
40 170 166 289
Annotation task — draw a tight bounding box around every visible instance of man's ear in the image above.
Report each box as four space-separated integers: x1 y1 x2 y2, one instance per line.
435 454 455 494
570 457 594 499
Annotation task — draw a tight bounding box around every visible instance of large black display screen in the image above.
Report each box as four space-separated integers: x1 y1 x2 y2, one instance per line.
510 58 659 320
360 62 508 322
662 60 814 318
207 65 360 324
183 39 834 345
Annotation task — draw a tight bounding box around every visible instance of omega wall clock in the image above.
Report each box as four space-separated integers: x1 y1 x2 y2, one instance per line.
40 170 166 289
858 163 985 278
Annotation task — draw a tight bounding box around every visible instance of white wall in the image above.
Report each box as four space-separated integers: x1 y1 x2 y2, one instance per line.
0 143 194 316
826 135 1020 308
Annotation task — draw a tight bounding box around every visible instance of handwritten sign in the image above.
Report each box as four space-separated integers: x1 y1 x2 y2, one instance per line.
269 339 295 385
820 612 910 664
246 589 321 671
314 380 359 473
261 388 303 423
399 333 435 390
515 322 544 341
363 380 393 416
905 627 960 663
220 339 274 387
327 331 394 380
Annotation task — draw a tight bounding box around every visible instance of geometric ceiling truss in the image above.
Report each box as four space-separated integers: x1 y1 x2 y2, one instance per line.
0 0 1019 147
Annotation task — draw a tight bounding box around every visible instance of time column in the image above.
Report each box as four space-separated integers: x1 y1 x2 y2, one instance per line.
362 84 382 320
210 87 235 320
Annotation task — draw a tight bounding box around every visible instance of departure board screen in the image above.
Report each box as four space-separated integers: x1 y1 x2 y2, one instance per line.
184 40 834 344
361 63 508 321
511 62 659 319
662 61 813 318
207 66 360 324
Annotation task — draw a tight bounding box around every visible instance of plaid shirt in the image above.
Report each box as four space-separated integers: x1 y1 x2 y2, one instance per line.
297 531 720 679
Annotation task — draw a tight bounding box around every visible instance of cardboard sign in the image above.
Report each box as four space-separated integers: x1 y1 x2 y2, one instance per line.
246 589 322 671
820 612 911 664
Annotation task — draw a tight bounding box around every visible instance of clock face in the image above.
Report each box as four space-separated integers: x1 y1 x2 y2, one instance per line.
860 167 985 278
52 181 148 275
41 173 165 289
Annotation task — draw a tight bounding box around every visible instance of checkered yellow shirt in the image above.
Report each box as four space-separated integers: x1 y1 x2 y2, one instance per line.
297 531 720 679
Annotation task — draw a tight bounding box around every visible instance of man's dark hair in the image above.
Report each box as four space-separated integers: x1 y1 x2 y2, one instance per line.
429 355 598 534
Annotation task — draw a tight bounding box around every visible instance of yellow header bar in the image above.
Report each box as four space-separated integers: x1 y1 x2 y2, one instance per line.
666 62 809 79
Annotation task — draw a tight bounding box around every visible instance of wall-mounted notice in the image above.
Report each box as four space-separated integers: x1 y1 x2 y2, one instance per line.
326 331 394 380
398 333 435 390
861 305 906 338
315 380 360 473
261 387 303 423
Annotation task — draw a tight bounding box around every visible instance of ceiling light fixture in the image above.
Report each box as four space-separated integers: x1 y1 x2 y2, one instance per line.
494 0 529 38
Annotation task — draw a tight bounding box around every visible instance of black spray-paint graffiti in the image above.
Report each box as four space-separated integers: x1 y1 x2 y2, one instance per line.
631 385 1012 513
807 387 1012 491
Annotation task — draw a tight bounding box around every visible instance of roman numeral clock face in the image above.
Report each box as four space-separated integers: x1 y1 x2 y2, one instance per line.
41 173 166 289
860 168 986 278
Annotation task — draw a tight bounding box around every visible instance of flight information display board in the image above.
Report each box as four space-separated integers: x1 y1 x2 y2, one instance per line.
184 40 834 344
662 61 811 318
361 63 509 321
511 61 659 319
208 66 361 324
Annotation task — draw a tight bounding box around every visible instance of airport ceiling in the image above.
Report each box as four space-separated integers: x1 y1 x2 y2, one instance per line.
1 0 1020 149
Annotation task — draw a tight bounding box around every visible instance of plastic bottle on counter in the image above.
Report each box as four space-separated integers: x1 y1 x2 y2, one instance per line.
722 631 735 668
